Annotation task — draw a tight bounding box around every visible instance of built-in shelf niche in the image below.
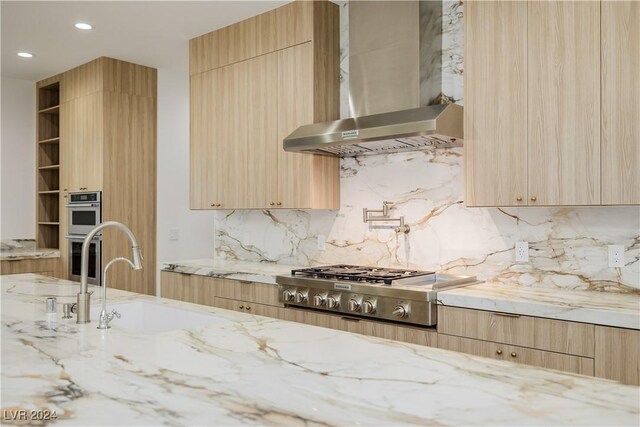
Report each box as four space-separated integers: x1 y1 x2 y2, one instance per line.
36 81 61 249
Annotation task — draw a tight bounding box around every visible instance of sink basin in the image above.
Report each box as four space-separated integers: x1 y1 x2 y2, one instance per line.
91 300 228 333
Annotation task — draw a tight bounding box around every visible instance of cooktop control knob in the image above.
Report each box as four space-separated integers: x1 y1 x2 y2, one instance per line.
362 299 376 314
282 289 295 302
392 304 408 318
313 294 326 307
295 290 309 303
327 295 340 309
348 298 361 312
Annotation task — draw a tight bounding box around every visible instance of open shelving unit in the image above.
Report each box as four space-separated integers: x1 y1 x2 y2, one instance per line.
36 81 61 250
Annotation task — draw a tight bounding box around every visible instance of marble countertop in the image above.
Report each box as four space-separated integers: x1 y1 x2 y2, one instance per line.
2 273 639 426
0 239 60 261
161 258 301 285
438 282 640 330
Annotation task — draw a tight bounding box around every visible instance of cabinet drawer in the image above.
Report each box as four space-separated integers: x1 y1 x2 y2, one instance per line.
209 277 281 306
160 272 215 305
595 326 640 385
438 306 594 357
213 297 284 319
438 334 594 376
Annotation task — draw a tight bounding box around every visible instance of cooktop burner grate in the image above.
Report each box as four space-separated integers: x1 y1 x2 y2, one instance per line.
291 264 435 285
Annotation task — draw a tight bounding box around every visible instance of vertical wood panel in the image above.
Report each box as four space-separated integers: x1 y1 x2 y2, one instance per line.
464 0 528 207
528 0 600 205
595 326 640 385
601 1 640 205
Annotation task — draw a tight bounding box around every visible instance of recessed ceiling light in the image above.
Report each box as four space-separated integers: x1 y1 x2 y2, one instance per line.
17 52 33 58
75 23 93 30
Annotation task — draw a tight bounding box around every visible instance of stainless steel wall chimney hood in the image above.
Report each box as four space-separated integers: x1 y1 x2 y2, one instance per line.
283 1 463 157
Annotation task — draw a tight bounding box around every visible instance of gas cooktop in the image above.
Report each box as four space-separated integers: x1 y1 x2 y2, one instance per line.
291 264 435 285
278 264 479 327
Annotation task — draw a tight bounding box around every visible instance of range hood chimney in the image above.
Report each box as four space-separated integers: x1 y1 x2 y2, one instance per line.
284 0 463 157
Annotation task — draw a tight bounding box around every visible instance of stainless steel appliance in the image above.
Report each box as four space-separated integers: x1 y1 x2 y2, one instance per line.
283 1 463 157
67 191 102 235
277 265 478 327
66 191 102 285
67 235 101 285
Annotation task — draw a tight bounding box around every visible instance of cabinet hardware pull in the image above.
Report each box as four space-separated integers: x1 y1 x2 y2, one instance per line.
516 196 523 202
245 306 251 311
340 316 361 322
496 349 503 355
211 203 215 207
216 204 222 207
510 352 517 358
530 196 537 202
276 202 282 206
494 312 521 318
239 305 244 309
270 202 275 206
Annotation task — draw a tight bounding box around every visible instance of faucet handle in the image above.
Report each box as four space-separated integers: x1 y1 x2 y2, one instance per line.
110 310 121 320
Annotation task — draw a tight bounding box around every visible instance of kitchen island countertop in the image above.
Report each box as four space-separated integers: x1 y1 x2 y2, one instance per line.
162 258 300 285
1 273 639 426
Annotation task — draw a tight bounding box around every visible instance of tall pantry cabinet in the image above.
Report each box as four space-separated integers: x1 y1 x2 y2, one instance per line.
36 57 157 295
465 0 640 207
189 0 340 210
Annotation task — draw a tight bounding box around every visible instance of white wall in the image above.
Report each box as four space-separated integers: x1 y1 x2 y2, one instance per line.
0 77 36 239
155 43 215 292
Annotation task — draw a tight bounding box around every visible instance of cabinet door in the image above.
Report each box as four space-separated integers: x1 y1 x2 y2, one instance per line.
464 0 528 207
60 92 103 192
160 272 216 305
438 334 594 376
277 43 314 208
528 1 600 205
601 1 640 205
595 326 640 385
213 297 284 319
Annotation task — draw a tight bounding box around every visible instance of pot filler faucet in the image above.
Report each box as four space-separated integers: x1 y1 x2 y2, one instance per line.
76 221 143 324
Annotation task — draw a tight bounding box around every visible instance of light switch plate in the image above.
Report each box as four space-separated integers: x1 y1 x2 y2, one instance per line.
515 241 529 262
169 228 180 241
608 245 624 268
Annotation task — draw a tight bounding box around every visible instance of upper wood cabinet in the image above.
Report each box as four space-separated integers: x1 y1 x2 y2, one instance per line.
465 0 639 207
464 0 527 207
601 1 640 205
189 0 340 210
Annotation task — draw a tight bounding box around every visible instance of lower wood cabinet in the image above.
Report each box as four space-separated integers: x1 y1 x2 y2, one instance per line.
595 326 640 386
0 258 63 278
282 307 438 347
438 334 594 376
212 297 285 319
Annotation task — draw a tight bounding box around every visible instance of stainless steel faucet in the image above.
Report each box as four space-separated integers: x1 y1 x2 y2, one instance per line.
77 221 143 324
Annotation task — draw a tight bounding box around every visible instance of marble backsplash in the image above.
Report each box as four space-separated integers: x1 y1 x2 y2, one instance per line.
214 1 639 294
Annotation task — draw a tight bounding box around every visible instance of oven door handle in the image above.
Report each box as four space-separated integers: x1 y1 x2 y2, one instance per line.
65 235 102 241
66 203 99 208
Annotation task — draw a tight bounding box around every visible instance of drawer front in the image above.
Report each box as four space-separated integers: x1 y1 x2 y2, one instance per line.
438 306 594 357
160 272 216 305
208 277 281 306
282 307 365 334
360 320 438 347
213 297 284 319
439 334 594 376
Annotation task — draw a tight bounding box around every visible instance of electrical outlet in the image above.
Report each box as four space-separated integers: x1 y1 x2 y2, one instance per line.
317 234 326 250
515 241 529 262
608 245 624 268
169 228 180 241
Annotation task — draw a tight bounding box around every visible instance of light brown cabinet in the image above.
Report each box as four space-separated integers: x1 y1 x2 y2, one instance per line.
189 0 340 210
37 57 157 294
601 1 640 205
595 326 640 385
213 297 285 319
465 0 639 206
438 334 594 376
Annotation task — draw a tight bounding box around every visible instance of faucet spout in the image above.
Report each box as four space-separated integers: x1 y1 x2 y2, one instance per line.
77 221 143 324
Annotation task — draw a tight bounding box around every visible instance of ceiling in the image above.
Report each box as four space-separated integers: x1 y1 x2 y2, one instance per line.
1 1 289 82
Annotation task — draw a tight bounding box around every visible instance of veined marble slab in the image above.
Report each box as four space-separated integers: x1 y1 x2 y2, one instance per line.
162 259 301 285
2 274 639 426
439 282 640 330
0 239 60 261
